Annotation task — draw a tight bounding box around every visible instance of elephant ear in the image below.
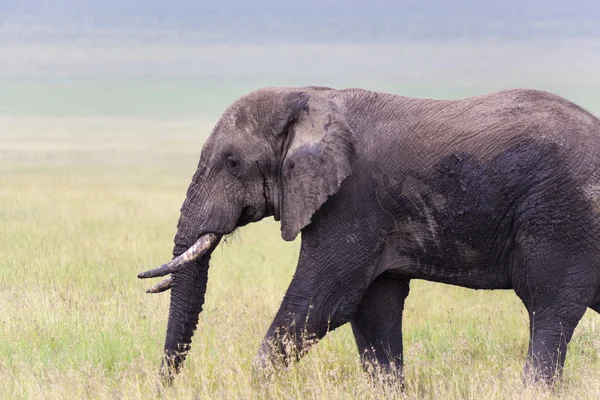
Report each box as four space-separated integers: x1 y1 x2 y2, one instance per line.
277 95 356 241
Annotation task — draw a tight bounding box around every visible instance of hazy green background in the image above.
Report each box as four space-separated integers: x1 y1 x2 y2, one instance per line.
1 41 599 118
2 1 600 119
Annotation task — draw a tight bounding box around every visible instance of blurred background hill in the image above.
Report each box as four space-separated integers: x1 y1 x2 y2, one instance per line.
1 0 599 118
3 0 600 43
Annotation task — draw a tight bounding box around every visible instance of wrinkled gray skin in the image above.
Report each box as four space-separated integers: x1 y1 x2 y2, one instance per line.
153 86 600 385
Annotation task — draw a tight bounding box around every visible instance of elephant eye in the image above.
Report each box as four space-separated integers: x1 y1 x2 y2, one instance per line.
225 155 241 176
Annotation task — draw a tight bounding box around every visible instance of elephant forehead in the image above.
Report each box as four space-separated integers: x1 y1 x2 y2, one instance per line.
232 106 256 131
204 116 262 156
208 105 258 137
214 110 251 135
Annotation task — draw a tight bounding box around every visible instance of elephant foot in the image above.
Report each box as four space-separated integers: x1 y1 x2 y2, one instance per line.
360 357 405 391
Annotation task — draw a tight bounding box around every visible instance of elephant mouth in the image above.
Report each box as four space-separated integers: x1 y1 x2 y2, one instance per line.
237 206 258 227
137 232 222 292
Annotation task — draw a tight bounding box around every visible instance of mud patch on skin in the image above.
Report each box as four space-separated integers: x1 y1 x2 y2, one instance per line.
583 184 600 215
378 138 587 289
456 241 479 263
399 218 430 250
234 108 249 130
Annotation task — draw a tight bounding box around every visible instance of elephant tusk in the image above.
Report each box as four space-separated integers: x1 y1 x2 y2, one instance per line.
137 233 220 279
146 276 173 293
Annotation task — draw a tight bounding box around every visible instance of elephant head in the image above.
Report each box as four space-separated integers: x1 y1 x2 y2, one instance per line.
138 87 356 381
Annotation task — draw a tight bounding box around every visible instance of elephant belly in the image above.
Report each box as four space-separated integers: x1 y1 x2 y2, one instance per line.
380 234 514 290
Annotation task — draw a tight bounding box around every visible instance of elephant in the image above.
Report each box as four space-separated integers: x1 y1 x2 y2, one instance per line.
138 86 600 385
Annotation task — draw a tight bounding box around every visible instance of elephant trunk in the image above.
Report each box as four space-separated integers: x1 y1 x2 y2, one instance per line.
159 254 211 384
146 230 221 384
144 181 227 384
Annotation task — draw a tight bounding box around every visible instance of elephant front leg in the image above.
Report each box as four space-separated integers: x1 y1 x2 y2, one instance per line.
255 221 386 371
351 275 409 381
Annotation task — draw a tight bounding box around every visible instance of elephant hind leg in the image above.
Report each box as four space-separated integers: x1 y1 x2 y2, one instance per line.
514 239 600 384
589 287 600 313
591 300 600 314
523 306 587 384
351 275 410 380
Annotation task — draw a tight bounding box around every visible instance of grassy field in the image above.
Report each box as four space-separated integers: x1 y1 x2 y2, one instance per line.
1 109 600 399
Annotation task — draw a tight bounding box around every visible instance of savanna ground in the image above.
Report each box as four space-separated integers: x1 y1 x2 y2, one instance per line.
1 90 600 399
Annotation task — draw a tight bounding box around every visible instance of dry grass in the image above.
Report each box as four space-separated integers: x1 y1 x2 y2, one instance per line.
1 117 599 399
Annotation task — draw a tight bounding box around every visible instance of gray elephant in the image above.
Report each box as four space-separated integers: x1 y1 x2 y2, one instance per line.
139 86 600 385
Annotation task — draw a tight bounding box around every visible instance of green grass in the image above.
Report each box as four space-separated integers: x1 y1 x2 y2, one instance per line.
1 114 599 399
